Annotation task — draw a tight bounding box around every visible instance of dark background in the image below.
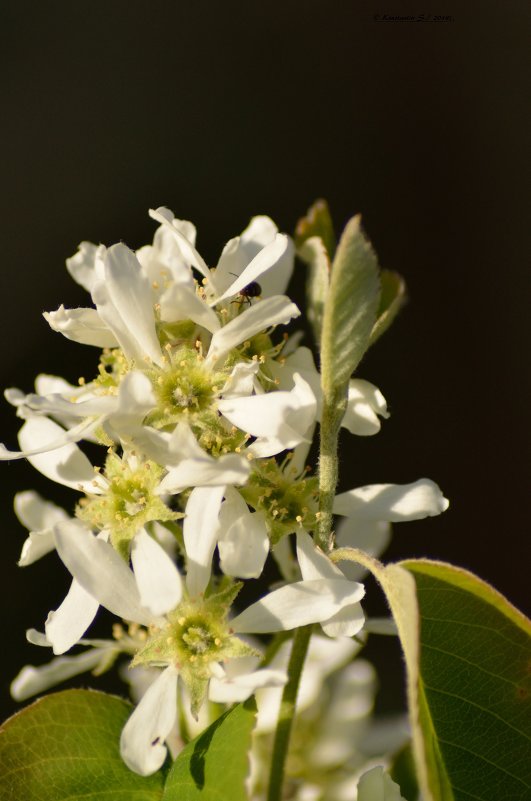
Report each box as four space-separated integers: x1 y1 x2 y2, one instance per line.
0 1 529 721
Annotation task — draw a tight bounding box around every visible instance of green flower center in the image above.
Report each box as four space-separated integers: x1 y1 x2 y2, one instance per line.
76 453 178 558
145 346 227 430
240 458 319 544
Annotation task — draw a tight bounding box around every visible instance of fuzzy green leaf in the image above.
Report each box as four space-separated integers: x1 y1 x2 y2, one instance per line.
0 689 165 801
299 236 329 347
370 269 406 345
162 698 256 801
320 215 381 398
294 198 336 260
402 560 531 801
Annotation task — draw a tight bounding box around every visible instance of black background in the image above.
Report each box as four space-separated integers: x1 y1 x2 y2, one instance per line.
0 1 529 721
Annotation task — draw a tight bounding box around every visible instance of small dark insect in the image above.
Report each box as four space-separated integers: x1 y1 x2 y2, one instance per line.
238 280 262 298
229 273 262 306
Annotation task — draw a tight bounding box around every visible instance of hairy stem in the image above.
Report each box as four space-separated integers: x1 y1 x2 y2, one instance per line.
316 391 346 552
266 625 313 801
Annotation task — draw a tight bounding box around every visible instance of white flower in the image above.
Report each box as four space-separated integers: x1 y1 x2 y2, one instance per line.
41 514 371 775
148 207 294 305
271 345 390 438
333 478 449 581
45 208 296 356
230 533 365 637
294 531 365 638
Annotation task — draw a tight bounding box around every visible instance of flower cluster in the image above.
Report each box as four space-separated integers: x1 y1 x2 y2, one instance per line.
5 208 448 790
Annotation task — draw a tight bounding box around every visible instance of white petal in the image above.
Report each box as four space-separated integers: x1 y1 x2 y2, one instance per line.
296 530 345 581
231 578 365 633
242 220 294 297
120 665 178 776
364 618 398 636
320 602 365 638
255 634 359 733
138 213 197 287
212 236 248 295
218 490 269 579
18 418 102 492
0 416 100 461
334 518 391 580
45 578 100 654
159 282 220 333
34 374 86 397
66 241 105 292
11 648 110 701
26 629 51 646
209 667 287 704
14 490 67 532
18 530 56 566
212 235 289 305
206 296 300 367
93 243 162 365
19 391 117 419
221 361 260 399
342 379 390 436
219 373 316 451
214 216 280 294
131 529 183 616
295 533 366 637
54 520 152 625
357 766 407 801
159 453 249 494
43 305 118 347
183 486 224 596
105 371 156 438
333 478 450 521
149 207 210 280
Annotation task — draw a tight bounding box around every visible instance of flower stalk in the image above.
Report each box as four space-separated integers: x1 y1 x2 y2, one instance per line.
316 389 347 552
266 624 313 801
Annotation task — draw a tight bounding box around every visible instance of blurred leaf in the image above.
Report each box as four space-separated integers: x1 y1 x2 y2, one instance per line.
295 198 336 259
370 269 406 344
390 742 420 801
0 689 165 801
400 560 531 801
162 698 256 800
320 214 381 399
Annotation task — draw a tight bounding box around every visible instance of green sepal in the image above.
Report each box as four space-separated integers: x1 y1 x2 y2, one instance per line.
204 576 243 610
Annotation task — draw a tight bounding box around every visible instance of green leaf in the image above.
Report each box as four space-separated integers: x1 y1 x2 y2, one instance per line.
370 269 407 345
403 560 531 801
0 689 165 801
331 550 531 801
162 698 256 801
294 198 336 260
320 214 381 398
299 236 329 347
